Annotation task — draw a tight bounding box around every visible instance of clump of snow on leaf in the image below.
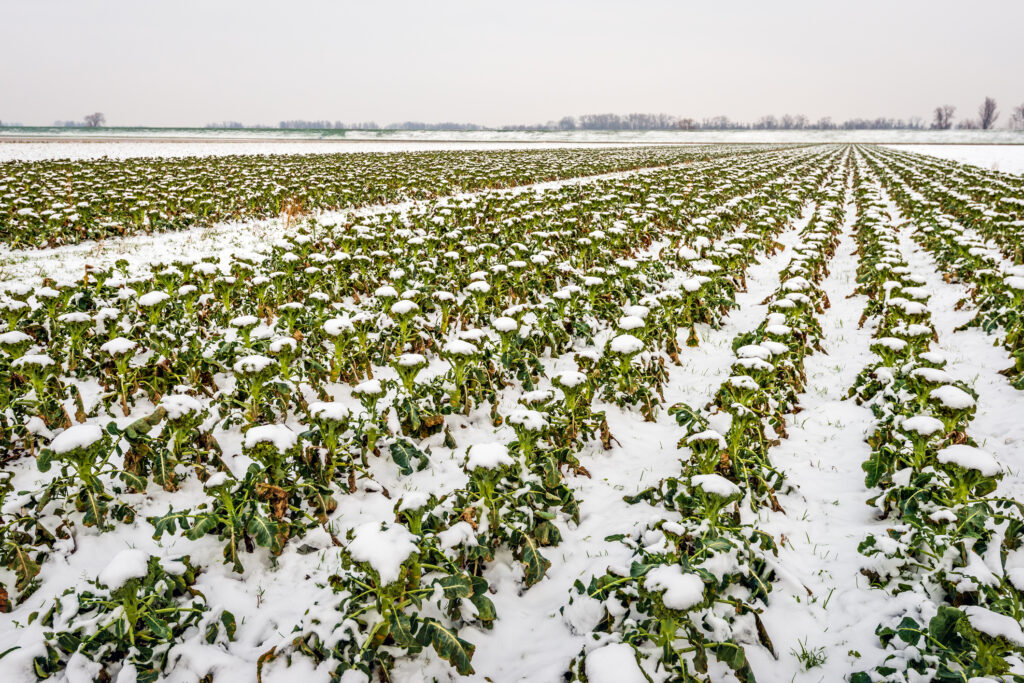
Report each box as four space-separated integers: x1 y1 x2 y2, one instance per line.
347 523 418 585
466 443 513 470
49 424 105 454
691 474 741 499
643 565 705 610
159 394 204 420
244 424 297 452
584 643 647 683
608 334 644 355
98 549 150 590
900 415 944 436
936 445 1001 476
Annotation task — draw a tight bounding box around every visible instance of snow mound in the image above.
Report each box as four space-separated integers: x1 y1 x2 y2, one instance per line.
963 605 1024 646
644 564 705 610
929 385 976 410
309 401 351 422
159 394 204 420
100 337 138 356
901 415 944 436
244 424 297 452
692 474 741 499
609 334 644 355
467 443 513 470
98 549 150 590
49 424 105 454
584 643 647 683
936 445 1001 476
347 523 418 585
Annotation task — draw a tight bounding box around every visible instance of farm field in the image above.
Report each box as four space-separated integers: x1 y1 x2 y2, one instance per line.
0 143 1023 683
0 145 766 249
884 144 1024 175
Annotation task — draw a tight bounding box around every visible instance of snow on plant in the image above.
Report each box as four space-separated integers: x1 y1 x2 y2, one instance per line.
849 171 1024 681
8 144 1020 680
37 424 134 529
32 553 235 681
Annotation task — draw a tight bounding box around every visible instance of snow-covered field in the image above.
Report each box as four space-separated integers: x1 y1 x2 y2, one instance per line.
0 140 646 162
1 144 1023 683
885 144 1024 175
2 127 1023 161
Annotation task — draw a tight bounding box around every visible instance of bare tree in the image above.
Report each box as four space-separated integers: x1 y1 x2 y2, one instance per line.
83 112 106 127
931 105 955 130
978 97 999 130
1011 104 1024 131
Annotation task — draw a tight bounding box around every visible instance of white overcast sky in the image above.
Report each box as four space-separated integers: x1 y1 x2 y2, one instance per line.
2 0 1022 127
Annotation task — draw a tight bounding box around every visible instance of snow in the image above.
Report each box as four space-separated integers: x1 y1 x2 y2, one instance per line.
492 316 518 332
910 367 953 384
204 472 230 489
243 424 298 452
323 317 353 337
616 315 644 331
137 290 170 307
346 523 418 585
438 521 477 549
691 473 741 499
97 549 150 590
389 300 419 316
583 643 647 683
608 334 644 355
3 143 1024 683
0 330 33 345
554 370 587 388
885 144 1024 175
900 415 945 436
466 443 513 470
396 491 431 512
687 430 726 448
100 337 138 356
230 315 259 328
4 131 1023 162
352 378 384 396
49 424 105 454
233 354 275 374
929 384 976 410
11 353 54 368
159 393 204 420
66 653 103 683
507 409 546 431
963 606 1024 646
643 565 705 610
309 401 351 422
443 339 479 356
395 353 427 367
464 280 491 294
936 445 1001 476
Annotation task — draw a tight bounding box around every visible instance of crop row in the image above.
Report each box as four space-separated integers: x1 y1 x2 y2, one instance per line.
0 144 772 249
0 146 840 680
563 151 849 681
847 162 1024 681
857 147 1024 391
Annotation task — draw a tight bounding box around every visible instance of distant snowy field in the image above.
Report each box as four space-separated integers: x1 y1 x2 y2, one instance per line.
2 127 1024 161
884 144 1024 175
0 140 639 162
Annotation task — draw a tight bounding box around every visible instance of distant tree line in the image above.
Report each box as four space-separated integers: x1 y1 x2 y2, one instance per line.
930 97 1019 130
31 100 1024 131
52 112 106 128
249 106 1024 131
